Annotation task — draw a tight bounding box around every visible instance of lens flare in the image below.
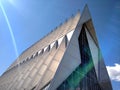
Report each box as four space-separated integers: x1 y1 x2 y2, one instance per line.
0 1 18 57
8 0 16 6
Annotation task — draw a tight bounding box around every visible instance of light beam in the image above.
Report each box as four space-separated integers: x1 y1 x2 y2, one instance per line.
0 1 19 57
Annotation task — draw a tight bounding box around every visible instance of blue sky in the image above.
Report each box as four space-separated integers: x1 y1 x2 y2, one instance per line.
0 0 120 89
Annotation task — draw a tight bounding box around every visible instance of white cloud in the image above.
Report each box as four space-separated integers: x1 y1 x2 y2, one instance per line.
106 63 120 82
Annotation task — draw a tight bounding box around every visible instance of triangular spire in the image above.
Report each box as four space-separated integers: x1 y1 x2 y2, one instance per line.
76 4 99 46
78 4 92 25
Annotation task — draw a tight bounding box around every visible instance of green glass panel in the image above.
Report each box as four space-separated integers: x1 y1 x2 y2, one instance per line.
57 26 101 90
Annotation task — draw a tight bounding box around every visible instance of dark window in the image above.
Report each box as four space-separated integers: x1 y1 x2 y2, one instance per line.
47 45 50 52
65 35 68 47
56 40 59 49
40 49 44 55
35 52 38 57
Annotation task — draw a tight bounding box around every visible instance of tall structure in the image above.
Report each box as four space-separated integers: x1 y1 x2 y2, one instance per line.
0 5 112 90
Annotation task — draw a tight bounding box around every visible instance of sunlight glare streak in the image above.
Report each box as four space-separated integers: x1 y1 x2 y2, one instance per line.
8 0 16 6
0 1 19 57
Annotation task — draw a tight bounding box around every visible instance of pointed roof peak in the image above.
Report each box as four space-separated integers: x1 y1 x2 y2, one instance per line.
84 4 91 15
84 4 89 9
78 4 92 25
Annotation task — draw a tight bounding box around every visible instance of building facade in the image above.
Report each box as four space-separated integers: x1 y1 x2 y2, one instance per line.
0 5 112 90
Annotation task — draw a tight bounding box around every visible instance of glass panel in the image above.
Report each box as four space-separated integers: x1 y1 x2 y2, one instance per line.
85 28 99 77
57 26 101 90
